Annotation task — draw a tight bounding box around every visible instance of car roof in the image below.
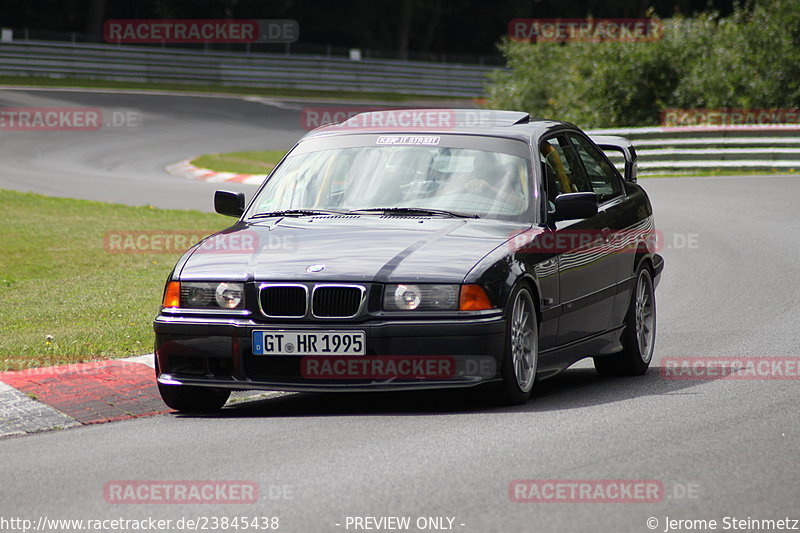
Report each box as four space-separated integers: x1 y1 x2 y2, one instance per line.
301 109 580 145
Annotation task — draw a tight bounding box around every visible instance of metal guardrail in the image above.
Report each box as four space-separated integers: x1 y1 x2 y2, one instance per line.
1 44 795 174
6 27 507 65
0 40 497 97
588 126 800 175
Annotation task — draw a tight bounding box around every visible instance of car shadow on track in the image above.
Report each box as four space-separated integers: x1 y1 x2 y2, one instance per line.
175 363 705 419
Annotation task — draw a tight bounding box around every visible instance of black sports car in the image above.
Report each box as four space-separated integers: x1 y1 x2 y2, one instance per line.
154 109 663 411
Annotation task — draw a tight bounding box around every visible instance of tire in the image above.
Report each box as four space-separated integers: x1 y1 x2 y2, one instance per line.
157 382 231 413
153 357 230 414
594 264 656 377
498 285 539 404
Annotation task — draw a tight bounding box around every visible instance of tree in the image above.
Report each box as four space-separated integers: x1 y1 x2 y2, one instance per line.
486 0 800 128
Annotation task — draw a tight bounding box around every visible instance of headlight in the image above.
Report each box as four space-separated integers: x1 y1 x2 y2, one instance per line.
167 281 244 309
215 282 243 309
383 284 459 311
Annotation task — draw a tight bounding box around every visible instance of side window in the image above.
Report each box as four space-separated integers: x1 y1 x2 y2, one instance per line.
539 136 592 211
568 133 624 203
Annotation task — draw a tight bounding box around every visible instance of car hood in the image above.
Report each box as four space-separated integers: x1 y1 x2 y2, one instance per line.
178 216 531 283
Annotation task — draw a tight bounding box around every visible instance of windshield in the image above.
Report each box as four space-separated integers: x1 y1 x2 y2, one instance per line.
247 145 532 219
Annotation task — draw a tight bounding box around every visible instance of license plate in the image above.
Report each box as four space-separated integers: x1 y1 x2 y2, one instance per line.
252 330 366 356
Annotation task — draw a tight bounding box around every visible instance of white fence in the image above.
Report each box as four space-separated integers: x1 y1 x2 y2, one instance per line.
589 126 800 175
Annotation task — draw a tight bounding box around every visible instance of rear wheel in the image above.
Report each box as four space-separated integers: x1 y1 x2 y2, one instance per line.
594 264 656 376
499 286 539 404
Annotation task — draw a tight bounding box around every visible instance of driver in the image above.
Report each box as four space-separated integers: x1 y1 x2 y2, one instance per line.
461 151 526 211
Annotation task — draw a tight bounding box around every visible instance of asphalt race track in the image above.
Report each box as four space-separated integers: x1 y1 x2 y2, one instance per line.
0 88 306 209
1 88 798 532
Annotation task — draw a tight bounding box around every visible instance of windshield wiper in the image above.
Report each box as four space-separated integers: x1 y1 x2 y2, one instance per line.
349 207 478 218
249 209 350 219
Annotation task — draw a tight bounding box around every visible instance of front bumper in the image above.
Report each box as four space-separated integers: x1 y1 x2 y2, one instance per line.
154 314 506 392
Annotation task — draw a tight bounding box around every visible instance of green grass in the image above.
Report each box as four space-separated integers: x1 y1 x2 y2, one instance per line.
0 75 468 103
191 150 287 174
0 189 230 371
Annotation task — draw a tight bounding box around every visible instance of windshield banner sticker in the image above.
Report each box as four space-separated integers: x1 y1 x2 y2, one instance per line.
376 136 441 145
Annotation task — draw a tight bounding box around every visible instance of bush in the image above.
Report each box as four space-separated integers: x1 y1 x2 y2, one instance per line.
486 0 800 128
672 1 800 109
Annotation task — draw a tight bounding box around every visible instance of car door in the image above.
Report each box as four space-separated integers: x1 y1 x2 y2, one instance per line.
540 134 617 346
567 132 639 332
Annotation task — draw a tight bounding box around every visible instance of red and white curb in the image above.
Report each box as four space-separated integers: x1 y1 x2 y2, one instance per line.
0 355 288 438
166 159 265 185
0 354 166 438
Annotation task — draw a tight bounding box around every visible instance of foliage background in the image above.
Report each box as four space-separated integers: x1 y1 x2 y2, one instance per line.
486 0 800 128
2 0 739 61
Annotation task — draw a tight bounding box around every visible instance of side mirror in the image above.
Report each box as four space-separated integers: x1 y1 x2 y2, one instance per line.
622 149 638 182
214 190 245 218
590 135 638 182
554 192 598 221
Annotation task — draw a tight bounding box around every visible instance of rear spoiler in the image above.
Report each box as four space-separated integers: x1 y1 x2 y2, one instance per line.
589 135 638 182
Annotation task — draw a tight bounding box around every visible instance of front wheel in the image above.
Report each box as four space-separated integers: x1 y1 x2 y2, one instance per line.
157 382 231 413
594 265 656 376
498 286 539 404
